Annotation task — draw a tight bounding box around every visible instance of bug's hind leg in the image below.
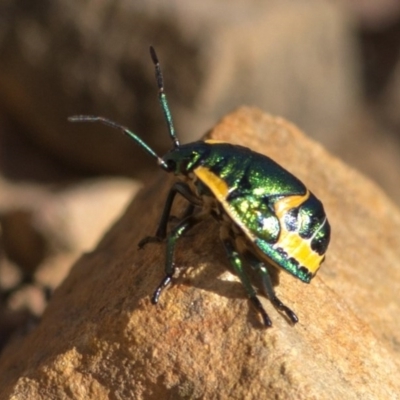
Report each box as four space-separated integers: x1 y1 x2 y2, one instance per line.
220 228 272 327
244 251 298 324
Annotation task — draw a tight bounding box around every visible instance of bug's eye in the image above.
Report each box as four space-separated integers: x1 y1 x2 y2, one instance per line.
166 159 176 171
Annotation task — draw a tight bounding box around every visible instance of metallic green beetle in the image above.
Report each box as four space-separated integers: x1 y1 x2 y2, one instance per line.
69 47 330 327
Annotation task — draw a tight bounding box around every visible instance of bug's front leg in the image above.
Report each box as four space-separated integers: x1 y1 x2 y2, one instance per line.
152 213 203 304
244 251 298 324
138 182 200 249
168 203 196 224
220 227 272 328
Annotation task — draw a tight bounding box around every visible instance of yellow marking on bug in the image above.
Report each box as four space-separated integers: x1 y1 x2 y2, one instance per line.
277 231 324 275
273 191 324 275
274 192 309 216
205 139 227 144
194 165 230 201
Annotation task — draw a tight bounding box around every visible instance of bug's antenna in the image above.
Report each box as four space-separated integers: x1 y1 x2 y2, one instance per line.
149 46 180 149
68 116 169 170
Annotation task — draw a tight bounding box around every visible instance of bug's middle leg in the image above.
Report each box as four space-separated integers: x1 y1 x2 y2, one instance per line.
220 227 272 327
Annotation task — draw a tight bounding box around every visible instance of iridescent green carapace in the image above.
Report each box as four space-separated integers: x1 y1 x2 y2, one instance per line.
69 46 331 327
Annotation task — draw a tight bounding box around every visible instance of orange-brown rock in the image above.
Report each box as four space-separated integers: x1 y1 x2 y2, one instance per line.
0 108 399 399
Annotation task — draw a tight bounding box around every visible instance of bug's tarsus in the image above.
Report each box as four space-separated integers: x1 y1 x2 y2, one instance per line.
250 296 272 327
287 310 299 324
271 296 299 324
152 275 173 304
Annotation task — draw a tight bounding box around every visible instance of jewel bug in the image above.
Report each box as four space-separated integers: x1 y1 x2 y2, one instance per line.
69 46 330 327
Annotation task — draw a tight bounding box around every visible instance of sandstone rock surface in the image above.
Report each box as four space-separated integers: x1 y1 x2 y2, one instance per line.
0 108 399 399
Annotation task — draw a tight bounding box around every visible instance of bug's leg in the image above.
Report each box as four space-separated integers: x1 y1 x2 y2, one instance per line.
244 251 298 324
138 182 200 248
168 203 196 224
220 228 272 327
152 213 203 304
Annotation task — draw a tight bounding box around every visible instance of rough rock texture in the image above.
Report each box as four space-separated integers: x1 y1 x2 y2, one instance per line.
0 108 399 399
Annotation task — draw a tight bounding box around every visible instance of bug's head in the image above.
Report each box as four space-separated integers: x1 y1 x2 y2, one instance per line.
161 142 209 175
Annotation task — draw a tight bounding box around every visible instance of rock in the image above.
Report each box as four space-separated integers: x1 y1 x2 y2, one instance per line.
348 0 400 28
33 178 140 254
330 110 400 214
0 177 140 355
0 177 139 258
0 210 47 281
0 259 22 292
0 107 399 398
6 284 47 318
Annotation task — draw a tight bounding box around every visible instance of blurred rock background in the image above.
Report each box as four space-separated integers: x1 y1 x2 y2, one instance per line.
0 0 399 353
